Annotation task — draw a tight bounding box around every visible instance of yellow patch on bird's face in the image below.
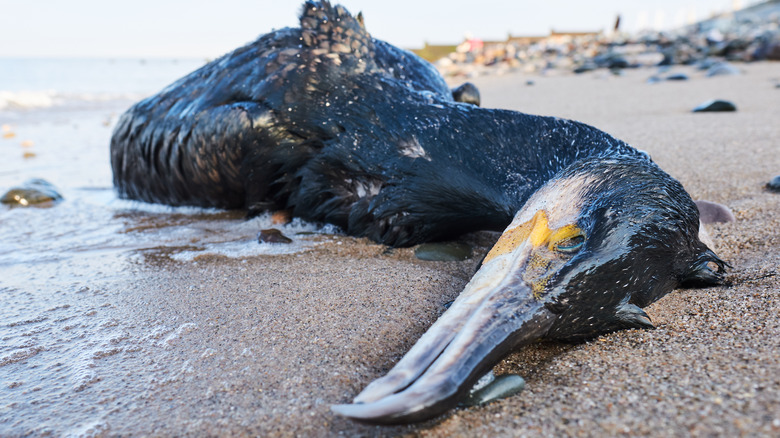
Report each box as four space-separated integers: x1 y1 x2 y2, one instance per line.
482 210 586 265
483 210 548 264
528 210 551 247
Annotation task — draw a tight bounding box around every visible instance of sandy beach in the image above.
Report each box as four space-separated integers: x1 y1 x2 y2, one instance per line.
2 62 779 436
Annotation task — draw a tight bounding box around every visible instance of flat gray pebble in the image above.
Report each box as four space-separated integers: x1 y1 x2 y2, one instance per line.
258 228 293 244
666 73 689 81
414 242 472 261
766 175 780 192
693 99 736 112
695 200 736 223
1 178 63 206
706 62 741 77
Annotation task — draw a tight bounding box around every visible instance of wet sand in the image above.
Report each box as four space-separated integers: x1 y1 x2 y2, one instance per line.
3 62 779 436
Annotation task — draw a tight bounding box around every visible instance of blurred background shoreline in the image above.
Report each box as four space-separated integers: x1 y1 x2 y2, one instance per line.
1 1 778 436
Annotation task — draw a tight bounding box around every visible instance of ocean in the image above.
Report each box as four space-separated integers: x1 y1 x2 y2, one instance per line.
0 57 333 261
0 57 338 434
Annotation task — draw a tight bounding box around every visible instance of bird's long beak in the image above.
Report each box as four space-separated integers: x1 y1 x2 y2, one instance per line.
332 211 560 424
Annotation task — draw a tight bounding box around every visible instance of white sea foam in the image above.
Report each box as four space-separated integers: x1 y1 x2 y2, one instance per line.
0 90 57 110
0 90 149 111
0 57 207 111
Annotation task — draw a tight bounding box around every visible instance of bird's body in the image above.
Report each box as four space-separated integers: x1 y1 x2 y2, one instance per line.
111 1 726 424
111 2 639 247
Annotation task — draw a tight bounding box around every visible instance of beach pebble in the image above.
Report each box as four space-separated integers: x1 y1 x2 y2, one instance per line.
695 200 736 223
573 62 597 74
414 242 472 261
696 58 718 70
451 82 480 106
461 374 526 407
666 73 689 81
766 175 780 193
705 62 741 77
257 228 292 244
1 178 63 206
606 56 629 69
692 99 736 112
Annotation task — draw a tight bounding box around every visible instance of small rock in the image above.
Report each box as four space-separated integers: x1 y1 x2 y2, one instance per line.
525 80 535 86
573 62 597 74
696 58 719 70
461 374 526 407
646 75 663 84
766 175 780 193
257 228 292 244
692 99 736 112
705 62 741 77
1 178 63 206
666 73 689 81
414 242 472 261
695 200 736 223
606 56 629 69
451 82 480 107
20 140 34 147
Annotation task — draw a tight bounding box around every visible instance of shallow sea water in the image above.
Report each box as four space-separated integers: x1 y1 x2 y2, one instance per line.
0 59 341 435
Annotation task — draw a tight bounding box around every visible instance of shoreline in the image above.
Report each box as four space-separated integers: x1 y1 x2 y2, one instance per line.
2 62 779 436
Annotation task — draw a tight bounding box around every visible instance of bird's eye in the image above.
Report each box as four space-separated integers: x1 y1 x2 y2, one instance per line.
554 235 585 253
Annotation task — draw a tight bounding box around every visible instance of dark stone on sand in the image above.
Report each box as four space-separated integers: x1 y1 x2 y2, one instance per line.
526 80 535 86
666 73 689 81
705 62 741 77
0 178 63 206
607 57 629 69
461 374 526 407
414 242 472 261
766 175 780 193
573 62 597 74
646 75 663 84
258 228 293 244
696 58 719 71
594 53 629 70
695 200 736 223
451 82 480 106
693 99 737 112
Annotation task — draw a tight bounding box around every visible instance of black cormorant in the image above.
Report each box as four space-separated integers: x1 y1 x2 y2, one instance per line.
110 1 727 424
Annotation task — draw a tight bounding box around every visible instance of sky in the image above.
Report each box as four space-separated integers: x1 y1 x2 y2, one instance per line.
1 0 754 58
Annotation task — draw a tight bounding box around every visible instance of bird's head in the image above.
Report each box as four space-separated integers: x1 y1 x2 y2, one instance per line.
333 155 726 423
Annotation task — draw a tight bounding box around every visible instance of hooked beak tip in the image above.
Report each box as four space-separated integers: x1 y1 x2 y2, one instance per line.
330 403 356 417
